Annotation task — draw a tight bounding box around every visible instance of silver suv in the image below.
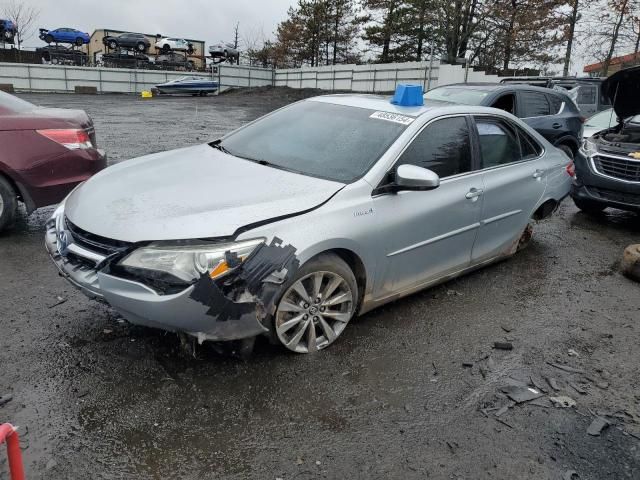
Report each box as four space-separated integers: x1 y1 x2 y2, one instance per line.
46 92 572 353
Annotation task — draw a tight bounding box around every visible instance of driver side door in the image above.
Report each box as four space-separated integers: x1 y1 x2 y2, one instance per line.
372 115 484 298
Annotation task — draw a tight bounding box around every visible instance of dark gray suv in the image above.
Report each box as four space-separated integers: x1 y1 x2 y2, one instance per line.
424 84 583 159
102 32 150 53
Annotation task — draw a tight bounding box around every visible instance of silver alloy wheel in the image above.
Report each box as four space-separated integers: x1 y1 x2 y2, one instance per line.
275 270 354 353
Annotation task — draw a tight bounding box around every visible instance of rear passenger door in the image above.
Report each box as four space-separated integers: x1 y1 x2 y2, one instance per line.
470 116 547 263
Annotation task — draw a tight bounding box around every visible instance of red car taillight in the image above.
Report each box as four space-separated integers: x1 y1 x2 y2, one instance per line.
36 129 92 150
566 160 576 177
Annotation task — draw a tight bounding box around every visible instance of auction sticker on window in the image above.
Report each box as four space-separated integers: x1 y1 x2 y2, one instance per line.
369 111 415 125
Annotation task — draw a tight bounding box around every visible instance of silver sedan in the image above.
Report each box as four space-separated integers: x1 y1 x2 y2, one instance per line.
46 90 572 353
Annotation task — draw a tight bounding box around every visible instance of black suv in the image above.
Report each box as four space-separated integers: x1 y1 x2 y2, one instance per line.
424 84 583 158
571 67 640 214
102 32 150 52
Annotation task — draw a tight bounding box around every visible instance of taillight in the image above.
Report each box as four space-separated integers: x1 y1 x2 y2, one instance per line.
566 160 576 177
36 129 92 150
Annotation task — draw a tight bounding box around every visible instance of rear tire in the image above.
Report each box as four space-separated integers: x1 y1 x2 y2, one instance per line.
45 34 53 44
0 176 18 232
273 253 358 353
75 37 83 47
108 40 117 49
137 42 146 52
573 197 606 214
557 144 574 159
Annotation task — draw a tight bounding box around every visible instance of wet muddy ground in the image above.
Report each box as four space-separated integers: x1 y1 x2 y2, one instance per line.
1 88 639 479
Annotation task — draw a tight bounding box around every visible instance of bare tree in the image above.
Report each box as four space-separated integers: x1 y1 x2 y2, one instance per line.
2 0 40 50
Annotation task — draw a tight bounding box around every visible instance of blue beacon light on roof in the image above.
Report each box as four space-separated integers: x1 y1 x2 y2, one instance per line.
391 84 424 107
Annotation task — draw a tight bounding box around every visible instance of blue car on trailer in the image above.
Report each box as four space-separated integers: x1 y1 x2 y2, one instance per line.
1 19 16 43
39 27 90 46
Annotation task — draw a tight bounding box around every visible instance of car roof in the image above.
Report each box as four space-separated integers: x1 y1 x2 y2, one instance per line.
309 94 451 117
432 83 562 95
308 93 519 118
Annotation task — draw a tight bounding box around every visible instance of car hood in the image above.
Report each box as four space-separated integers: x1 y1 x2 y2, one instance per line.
601 66 640 119
64 144 345 242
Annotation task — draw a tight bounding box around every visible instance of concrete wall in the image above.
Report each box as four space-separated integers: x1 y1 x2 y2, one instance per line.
0 62 272 93
274 60 502 92
0 59 505 94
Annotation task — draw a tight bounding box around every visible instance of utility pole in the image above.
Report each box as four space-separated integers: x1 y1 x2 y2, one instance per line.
234 22 239 49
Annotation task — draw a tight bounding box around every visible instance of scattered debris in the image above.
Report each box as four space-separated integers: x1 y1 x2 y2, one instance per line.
500 385 542 403
563 470 580 480
500 324 513 333
545 377 562 391
48 296 68 308
528 398 552 408
446 440 459 453
620 244 640 281
296 458 304 465
547 362 586 374
45 458 58 470
493 342 513 351
569 382 588 395
549 396 576 408
596 381 609 390
0 394 13 407
494 417 514 429
530 375 548 394
495 401 515 417
587 417 610 436
103 329 113 334
446 289 463 296
462 362 474 368
315 460 321 466
568 349 580 357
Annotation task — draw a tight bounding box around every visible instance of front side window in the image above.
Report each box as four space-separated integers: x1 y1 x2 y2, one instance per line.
521 92 550 117
218 101 410 183
396 116 472 178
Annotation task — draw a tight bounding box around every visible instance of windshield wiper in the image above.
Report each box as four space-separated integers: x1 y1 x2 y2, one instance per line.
210 140 231 155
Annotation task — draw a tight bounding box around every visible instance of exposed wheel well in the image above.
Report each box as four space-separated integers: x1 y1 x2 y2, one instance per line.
315 248 367 313
0 172 18 200
533 199 559 220
555 138 579 155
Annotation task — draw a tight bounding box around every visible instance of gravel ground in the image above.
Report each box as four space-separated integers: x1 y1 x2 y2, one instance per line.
1 88 639 480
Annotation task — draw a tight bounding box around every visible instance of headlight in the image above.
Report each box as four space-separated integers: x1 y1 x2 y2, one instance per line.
119 238 264 282
579 138 598 157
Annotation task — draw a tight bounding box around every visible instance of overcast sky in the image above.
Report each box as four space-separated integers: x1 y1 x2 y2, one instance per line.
22 0 296 48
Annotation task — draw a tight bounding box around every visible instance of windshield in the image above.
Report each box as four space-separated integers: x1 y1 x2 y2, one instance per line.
424 87 490 105
217 100 410 183
0 91 36 114
585 109 616 129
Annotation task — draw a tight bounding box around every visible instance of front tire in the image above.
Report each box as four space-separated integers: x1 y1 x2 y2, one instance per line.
0 176 17 232
274 253 357 353
573 197 606 214
75 37 84 47
137 42 146 52
108 40 117 50
44 34 53 44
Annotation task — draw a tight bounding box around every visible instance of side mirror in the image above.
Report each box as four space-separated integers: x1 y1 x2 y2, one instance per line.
395 164 440 191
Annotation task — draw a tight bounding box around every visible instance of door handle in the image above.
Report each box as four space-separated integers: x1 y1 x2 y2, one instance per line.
532 169 545 179
552 122 561 129
465 188 484 199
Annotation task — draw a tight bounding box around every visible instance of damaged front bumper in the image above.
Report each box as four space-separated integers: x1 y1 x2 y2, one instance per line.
45 218 273 342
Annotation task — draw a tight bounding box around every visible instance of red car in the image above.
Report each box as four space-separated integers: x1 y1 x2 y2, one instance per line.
0 91 106 231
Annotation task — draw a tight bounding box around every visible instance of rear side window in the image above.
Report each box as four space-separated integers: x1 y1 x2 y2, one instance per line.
577 86 596 104
475 117 543 167
521 92 550 117
547 94 563 114
397 116 472 178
